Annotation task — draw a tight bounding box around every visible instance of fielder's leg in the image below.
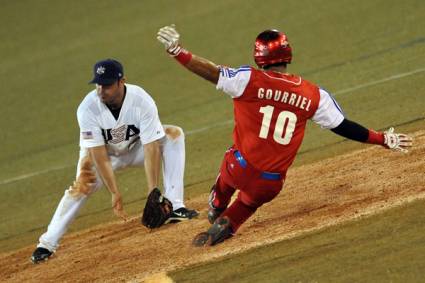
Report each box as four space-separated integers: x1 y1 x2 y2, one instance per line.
161 125 185 209
161 125 198 221
32 149 103 263
129 125 198 221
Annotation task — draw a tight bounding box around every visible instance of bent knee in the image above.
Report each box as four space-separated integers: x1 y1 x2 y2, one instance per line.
164 125 184 140
68 182 88 198
239 190 279 208
68 180 99 198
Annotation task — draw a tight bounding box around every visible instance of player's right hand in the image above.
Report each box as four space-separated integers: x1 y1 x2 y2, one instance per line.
157 24 181 55
112 192 128 221
383 127 413 153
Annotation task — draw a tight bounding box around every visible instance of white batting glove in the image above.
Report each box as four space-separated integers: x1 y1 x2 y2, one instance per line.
157 24 182 56
383 127 413 153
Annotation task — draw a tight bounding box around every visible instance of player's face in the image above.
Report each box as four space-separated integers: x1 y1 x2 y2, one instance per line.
96 80 124 107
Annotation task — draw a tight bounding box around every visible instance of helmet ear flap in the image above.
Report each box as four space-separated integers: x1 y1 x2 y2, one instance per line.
254 30 292 68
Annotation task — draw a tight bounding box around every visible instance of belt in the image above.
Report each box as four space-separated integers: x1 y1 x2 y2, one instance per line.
233 151 281 181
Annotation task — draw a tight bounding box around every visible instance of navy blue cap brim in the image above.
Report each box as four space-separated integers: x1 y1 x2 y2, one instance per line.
89 77 119 85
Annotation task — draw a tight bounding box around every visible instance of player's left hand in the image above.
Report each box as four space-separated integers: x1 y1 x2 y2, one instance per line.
157 24 181 56
383 127 413 153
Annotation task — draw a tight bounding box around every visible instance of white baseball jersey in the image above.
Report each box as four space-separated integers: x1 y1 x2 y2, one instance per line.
77 84 165 156
38 84 186 252
216 66 345 129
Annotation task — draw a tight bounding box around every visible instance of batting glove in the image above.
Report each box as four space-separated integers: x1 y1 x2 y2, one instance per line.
157 25 182 56
383 127 413 153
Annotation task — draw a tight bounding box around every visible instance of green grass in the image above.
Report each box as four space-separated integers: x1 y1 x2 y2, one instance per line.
0 0 424 280
171 199 425 283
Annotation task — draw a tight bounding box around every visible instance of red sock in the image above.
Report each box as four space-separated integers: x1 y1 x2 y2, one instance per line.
222 198 257 232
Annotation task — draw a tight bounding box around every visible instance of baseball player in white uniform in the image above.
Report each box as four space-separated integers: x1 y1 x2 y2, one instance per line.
31 59 198 263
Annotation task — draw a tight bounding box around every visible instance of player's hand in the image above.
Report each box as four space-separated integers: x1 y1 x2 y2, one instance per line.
112 192 128 221
157 24 182 56
383 127 413 153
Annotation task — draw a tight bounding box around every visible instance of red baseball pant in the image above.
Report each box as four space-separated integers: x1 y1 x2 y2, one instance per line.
210 147 285 232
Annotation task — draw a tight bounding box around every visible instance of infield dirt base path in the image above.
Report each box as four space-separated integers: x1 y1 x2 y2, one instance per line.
1 131 424 283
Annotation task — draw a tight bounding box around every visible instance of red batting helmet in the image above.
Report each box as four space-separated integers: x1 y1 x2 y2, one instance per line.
254 29 292 68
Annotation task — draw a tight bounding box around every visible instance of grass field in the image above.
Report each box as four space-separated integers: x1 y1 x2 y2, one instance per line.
0 0 424 281
171 199 425 283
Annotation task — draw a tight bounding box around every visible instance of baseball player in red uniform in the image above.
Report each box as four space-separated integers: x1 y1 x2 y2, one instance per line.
157 25 413 246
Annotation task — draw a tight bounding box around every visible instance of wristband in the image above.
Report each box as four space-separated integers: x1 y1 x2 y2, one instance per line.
366 129 385 145
174 49 192 65
168 46 192 65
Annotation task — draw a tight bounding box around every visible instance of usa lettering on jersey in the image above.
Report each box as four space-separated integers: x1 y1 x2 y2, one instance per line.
77 84 166 154
102 125 140 144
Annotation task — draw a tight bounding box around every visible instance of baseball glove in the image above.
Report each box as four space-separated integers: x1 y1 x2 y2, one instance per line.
141 188 173 228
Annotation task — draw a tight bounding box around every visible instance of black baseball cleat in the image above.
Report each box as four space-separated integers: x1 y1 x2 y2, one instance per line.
207 206 225 224
167 207 199 223
207 184 226 224
192 216 234 247
31 247 53 264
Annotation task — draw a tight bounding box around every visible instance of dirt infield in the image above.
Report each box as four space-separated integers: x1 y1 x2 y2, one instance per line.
1 131 424 283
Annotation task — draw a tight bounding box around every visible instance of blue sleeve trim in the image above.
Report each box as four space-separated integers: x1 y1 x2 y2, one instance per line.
219 66 251 78
320 87 345 116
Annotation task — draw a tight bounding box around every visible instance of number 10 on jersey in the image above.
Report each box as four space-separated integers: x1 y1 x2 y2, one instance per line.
259 106 297 145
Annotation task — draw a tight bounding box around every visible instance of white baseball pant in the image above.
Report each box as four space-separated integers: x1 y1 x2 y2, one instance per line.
37 125 185 252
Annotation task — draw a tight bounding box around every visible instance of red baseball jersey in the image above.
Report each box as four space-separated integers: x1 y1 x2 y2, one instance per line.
217 66 344 174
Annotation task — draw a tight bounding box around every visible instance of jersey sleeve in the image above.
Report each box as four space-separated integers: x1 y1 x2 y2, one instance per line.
138 95 165 144
216 65 252 98
311 88 345 129
77 107 105 148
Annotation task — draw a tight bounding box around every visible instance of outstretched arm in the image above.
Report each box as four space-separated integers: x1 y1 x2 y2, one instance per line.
157 25 220 84
331 119 413 153
312 89 413 153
